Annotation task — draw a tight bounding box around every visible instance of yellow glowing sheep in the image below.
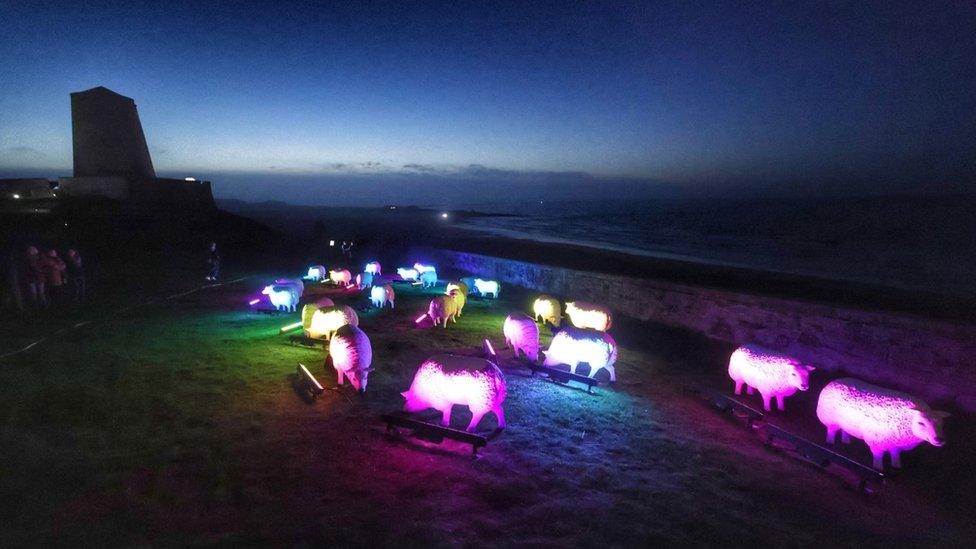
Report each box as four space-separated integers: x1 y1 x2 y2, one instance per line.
565 301 612 331
307 305 359 340
532 295 561 325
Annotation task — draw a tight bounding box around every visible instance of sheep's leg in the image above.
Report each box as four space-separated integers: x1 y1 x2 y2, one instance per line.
605 365 616 383
492 405 506 430
761 393 773 412
825 425 839 444
440 406 452 427
466 410 487 433
869 445 885 471
746 385 754 395
734 380 744 395
776 395 786 411
841 431 851 444
336 369 344 385
889 449 902 468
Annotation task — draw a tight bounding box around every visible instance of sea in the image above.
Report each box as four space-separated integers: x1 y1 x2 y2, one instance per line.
451 195 976 298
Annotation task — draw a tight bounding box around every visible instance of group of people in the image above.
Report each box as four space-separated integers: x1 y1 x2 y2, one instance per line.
2 245 86 311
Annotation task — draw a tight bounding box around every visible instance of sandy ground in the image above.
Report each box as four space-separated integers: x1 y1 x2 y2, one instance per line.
1 266 973 546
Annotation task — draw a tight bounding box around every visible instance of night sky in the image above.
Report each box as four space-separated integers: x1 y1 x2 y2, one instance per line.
1 1 974 206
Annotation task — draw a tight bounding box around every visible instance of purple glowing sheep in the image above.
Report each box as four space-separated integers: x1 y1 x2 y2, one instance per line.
503 312 539 362
817 378 949 470
543 327 617 381
401 354 507 432
728 345 815 411
329 324 373 392
427 294 459 327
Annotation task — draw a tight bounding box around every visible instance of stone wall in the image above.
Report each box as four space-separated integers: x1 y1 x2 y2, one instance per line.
425 248 976 412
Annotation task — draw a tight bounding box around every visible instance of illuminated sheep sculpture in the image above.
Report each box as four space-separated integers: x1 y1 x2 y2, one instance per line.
329 269 353 287
543 327 617 381
356 271 374 289
262 284 300 312
445 281 469 297
532 295 561 325
308 305 359 340
460 277 477 294
728 345 814 411
329 324 374 392
364 261 382 275
397 267 419 281
565 301 611 331
449 288 466 316
419 270 438 289
401 354 507 432
413 262 436 274
427 294 459 327
503 312 539 362
370 284 395 309
305 265 327 282
473 278 500 298
275 278 305 296
817 378 949 470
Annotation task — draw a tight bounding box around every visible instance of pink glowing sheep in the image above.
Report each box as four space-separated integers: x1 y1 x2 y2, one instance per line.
816 378 949 470
370 284 395 308
503 312 539 362
397 267 419 281
364 261 382 275
329 324 373 392
543 327 617 381
401 354 507 432
308 305 359 340
419 270 438 288
449 288 466 316
329 269 353 286
728 345 814 411
532 295 561 325
262 284 300 312
565 301 612 331
427 294 459 327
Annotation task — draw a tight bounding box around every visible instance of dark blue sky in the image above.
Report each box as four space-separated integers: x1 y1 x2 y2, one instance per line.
1 0 974 205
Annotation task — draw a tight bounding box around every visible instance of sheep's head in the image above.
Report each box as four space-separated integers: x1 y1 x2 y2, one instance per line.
911 408 950 446
788 364 815 391
261 285 274 295
344 367 374 392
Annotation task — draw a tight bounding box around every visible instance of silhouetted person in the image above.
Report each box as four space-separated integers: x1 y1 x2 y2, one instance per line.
66 249 86 302
26 246 46 308
206 241 220 282
42 249 66 304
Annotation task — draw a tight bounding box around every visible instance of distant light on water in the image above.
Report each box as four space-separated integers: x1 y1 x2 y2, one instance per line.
440 212 449 219
184 177 196 181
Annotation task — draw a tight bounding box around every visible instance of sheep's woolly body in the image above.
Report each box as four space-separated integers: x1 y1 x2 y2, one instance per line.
815 378 948 471
449 289 466 315
308 305 359 339
419 270 438 288
329 269 352 286
503 312 539 361
728 345 803 399
473 279 500 298
263 284 299 311
358 271 374 288
306 265 327 281
330 325 372 378
370 285 394 308
397 268 419 281
543 327 617 381
427 295 458 327
402 356 507 431
364 261 382 275
533 295 561 325
565 301 612 331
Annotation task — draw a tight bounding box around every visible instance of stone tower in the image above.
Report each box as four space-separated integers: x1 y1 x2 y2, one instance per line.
71 86 156 179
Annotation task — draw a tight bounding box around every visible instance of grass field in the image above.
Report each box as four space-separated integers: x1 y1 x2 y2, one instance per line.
1 267 973 546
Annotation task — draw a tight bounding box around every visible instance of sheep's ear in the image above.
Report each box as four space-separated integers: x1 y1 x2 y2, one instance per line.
930 411 951 419
805 365 816 372
362 367 375 373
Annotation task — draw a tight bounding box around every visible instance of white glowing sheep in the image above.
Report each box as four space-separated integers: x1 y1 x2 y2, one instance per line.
565 301 611 331
817 378 949 470
449 288 466 316
329 324 373 392
473 278 500 298
262 284 300 312
329 269 353 287
401 354 507 432
445 281 469 297
419 270 438 289
427 294 459 327
397 267 419 281
728 345 814 412
413 262 436 274
364 261 382 275
532 295 561 325
370 284 395 308
308 305 359 340
543 327 617 381
503 312 539 362
305 265 327 282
